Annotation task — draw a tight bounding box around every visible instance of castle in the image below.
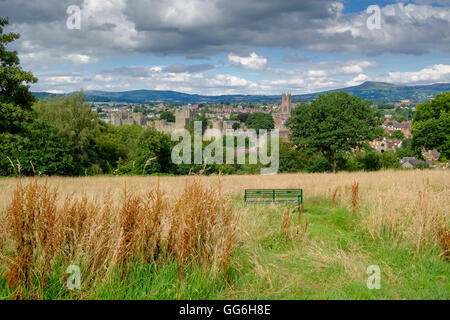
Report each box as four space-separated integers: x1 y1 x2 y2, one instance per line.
110 112 148 126
110 93 293 138
152 108 196 133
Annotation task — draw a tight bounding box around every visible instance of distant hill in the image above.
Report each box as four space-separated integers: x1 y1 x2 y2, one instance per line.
297 82 450 103
32 82 450 104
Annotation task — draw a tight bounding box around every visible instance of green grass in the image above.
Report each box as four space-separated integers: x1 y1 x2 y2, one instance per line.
1 198 448 300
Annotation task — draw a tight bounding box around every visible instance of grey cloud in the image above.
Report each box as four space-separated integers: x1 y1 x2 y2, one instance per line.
1 0 449 72
0 0 81 23
282 53 309 64
90 23 117 31
163 63 214 73
122 0 338 56
124 0 450 57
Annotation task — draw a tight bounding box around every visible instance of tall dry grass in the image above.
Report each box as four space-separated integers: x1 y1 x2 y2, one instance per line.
0 170 448 298
0 177 235 299
327 175 449 257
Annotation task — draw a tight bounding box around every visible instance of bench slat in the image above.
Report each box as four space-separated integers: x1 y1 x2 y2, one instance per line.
244 189 303 206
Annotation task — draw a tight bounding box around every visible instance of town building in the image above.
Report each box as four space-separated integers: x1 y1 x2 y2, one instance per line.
370 137 402 153
110 112 148 126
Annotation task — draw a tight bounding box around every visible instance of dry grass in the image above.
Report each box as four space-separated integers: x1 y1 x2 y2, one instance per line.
281 205 308 240
0 169 448 299
0 177 235 299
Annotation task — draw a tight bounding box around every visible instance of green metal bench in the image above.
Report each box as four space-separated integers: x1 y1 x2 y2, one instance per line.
244 189 303 206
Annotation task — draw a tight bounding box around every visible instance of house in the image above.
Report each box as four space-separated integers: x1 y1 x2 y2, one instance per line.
400 157 426 169
370 137 402 153
422 149 441 162
382 120 412 139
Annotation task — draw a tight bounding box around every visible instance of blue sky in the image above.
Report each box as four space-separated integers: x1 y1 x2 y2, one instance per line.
2 0 450 95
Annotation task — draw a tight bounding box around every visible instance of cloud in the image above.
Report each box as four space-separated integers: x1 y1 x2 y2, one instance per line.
282 53 309 64
313 3 450 56
1 0 449 95
228 52 267 70
377 64 450 84
3 0 449 71
0 0 80 23
347 74 369 86
163 63 214 73
67 54 98 64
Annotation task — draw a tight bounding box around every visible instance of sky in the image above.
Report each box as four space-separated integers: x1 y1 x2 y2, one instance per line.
1 0 450 95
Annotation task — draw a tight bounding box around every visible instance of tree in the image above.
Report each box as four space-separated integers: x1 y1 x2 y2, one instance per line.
381 151 401 169
246 112 275 131
287 92 382 172
412 92 450 159
396 138 415 159
93 125 143 174
237 113 249 123
391 130 404 140
232 122 240 130
0 17 37 136
134 127 174 175
33 92 106 174
160 111 175 122
0 120 76 176
278 141 311 173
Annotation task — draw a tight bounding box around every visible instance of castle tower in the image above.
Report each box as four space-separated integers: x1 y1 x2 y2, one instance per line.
281 93 292 115
175 108 196 129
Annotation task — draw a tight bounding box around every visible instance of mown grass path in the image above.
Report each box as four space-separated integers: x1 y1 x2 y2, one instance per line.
221 198 449 299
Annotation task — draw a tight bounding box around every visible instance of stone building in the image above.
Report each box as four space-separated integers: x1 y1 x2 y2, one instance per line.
175 108 196 129
152 120 176 133
281 93 292 116
110 112 148 126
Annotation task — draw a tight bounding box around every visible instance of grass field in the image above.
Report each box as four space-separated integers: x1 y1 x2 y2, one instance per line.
0 170 449 299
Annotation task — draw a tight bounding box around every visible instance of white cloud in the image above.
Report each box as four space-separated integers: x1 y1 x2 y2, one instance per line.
228 52 268 70
347 74 369 86
378 64 450 84
67 54 98 64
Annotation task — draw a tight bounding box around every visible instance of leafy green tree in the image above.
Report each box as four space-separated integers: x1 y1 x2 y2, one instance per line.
358 151 382 171
0 17 68 176
306 154 332 173
278 141 311 173
237 113 249 123
93 125 143 174
134 127 174 175
246 112 274 131
232 122 240 130
412 92 450 158
287 92 382 172
381 151 401 169
0 17 37 135
346 154 365 172
396 138 415 159
0 120 75 176
33 92 106 173
160 111 175 122
391 130 405 140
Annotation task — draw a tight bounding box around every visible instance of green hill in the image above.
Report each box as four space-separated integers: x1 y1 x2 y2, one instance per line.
33 82 450 104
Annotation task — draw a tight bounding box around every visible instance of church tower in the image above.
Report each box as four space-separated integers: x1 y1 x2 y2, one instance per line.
281 93 292 115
